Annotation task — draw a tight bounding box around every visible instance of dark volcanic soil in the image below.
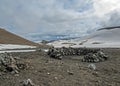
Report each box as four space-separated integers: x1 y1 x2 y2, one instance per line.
0 48 120 86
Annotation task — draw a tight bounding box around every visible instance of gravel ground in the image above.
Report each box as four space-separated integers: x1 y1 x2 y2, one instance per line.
0 48 120 86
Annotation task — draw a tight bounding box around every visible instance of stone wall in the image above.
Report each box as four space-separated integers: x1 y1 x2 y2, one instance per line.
48 47 108 63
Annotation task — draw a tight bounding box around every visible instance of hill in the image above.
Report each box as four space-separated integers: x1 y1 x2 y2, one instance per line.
0 28 39 46
98 26 120 31
48 27 120 48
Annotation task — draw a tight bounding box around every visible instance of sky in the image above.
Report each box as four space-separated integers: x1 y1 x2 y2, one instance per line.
0 0 120 41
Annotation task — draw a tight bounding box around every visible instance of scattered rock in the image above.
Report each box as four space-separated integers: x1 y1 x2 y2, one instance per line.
54 77 58 80
22 79 35 86
0 72 2 76
14 74 19 77
92 72 99 77
88 64 96 70
0 53 26 74
47 72 50 75
67 70 74 75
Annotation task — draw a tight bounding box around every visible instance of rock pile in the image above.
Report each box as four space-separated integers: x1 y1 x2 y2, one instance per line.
0 53 26 74
82 51 108 63
48 47 63 60
48 47 100 56
48 47 108 63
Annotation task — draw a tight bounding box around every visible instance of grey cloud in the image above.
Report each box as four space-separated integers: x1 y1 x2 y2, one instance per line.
105 11 120 27
0 0 120 40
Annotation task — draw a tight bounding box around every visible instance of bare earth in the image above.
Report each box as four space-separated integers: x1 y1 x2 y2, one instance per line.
0 48 120 86
0 28 38 46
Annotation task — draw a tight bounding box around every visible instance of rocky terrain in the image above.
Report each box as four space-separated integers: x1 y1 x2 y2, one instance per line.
0 27 120 86
0 48 120 86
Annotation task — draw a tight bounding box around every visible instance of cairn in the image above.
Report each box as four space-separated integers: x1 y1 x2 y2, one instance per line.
81 50 108 63
48 47 108 63
0 53 26 73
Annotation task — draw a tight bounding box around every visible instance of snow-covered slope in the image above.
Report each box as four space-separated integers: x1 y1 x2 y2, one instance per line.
48 28 120 48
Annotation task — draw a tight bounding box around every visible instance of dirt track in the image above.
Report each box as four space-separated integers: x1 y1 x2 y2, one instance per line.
0 48 120 86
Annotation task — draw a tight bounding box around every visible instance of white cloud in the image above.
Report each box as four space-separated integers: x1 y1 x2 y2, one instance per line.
93 0 120 17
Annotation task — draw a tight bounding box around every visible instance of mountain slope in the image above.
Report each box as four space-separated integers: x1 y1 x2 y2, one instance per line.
48 27 120 48
0 28 38 46
83 27 120 42
98 26 120 31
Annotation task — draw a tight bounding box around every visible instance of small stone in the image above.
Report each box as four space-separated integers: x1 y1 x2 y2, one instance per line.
47 72 50 75
15 74 19 77
5 76 9 79
54 77 58 80
0 73 2 76
67 71 74 75
92 72 99 77
23 79 35 86
88 64 96 70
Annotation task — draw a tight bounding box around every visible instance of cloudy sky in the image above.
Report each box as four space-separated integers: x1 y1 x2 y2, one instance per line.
0 0 120 41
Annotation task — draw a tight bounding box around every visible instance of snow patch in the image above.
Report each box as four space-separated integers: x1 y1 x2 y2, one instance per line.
0 44 36 53
0 44 36 50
